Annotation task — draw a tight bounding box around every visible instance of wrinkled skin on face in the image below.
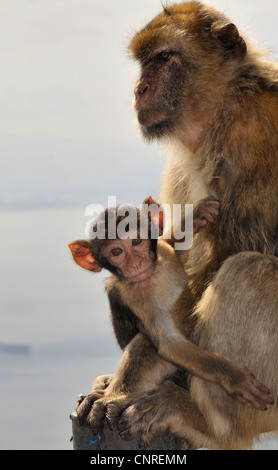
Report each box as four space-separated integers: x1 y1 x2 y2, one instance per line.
130 3 249 152
103 237 156 283
133 49 188 140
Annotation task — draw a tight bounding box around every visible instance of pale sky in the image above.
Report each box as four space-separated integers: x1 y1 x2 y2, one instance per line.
0 2 277 450
0 0 277 209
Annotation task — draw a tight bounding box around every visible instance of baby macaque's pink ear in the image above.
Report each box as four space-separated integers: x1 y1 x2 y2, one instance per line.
69 240 102 272
142 195 164 236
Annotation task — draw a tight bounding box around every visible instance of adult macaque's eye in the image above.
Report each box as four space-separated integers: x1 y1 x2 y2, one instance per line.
132 238 142 246
159 51 172 61
111 247 123 256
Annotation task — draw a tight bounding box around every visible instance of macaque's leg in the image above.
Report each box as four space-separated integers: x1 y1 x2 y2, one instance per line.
157 332 273 410
118 380 216 449
190 252 278 448
119 253 278 449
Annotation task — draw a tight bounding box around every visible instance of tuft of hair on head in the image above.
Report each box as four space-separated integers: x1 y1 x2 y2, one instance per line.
162 3 172 16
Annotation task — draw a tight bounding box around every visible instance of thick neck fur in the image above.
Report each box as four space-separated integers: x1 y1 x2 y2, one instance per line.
160 47 278 205
159 49 278 293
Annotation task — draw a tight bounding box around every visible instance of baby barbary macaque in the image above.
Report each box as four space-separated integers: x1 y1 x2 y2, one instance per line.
69 197 272 431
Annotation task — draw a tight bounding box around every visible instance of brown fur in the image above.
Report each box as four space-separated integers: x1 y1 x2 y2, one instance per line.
189 252 278 449
72 238 273 439
114 1 278 449
131 2 278 295
116 252 278 450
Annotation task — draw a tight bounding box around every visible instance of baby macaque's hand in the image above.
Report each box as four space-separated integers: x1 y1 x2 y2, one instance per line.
193 197 220 233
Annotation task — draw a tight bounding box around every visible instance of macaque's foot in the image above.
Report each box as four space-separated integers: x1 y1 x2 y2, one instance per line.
76 374 114 428
78 393 134 432
117 395 169 448
117 383 180 448
105 395 135 431
76 390 105 428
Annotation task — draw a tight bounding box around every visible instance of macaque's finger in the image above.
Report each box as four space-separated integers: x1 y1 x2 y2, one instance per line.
119 425 155 450
233 374 274 410
206 199 221 207
200 211 215 223
255 380 274 397
243 378 274 410
194 218 207 227
106 398 130 431
87 399 107 431
239 393 268 411
118 404 168 449
119 425 136 442
118 401 149 438
76 391 104 425
91 374 114 391
202 206 220 221
194 199 221 230
207 205 221 216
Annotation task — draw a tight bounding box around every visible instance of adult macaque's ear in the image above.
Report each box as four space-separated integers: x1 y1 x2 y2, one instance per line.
68 240 102 272
142 195 164 236
211 22 247 60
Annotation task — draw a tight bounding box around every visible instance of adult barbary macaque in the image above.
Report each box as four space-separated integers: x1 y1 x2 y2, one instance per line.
69 197 272 435
130 1 278 287
118 0 278 449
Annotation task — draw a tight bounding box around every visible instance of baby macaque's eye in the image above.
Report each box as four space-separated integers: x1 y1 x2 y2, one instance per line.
132 238 142 246
111 247 123 256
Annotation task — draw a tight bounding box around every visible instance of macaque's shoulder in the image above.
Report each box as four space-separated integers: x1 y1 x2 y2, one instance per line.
105 275 118 293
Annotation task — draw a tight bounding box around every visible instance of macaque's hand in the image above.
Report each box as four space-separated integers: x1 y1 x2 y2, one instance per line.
193 197 220 233
219 361 274 410
76 374 114 427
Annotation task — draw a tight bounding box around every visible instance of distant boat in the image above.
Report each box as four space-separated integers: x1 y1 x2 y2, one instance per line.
0 343 31 354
